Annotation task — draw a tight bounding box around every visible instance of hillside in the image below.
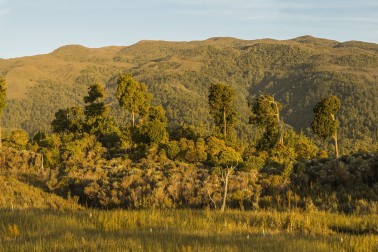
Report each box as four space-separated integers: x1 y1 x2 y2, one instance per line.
1 35 378 153
0 175 82 210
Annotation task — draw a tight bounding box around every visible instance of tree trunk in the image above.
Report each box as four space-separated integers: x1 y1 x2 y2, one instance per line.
331 114 339 158
223 109 227 140
221 164 237 212
221 169 230 212
333 132 339 158
276 110 283 145
132 111 135 128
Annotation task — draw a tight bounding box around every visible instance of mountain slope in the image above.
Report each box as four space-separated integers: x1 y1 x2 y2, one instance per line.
1 36 377 152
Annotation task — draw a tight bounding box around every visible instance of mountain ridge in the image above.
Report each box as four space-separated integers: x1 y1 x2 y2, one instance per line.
1 35 377 153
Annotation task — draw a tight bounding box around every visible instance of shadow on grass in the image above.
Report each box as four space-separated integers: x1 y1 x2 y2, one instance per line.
329 225 378 235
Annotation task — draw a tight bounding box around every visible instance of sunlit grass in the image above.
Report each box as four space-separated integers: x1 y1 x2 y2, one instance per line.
0 208 377 251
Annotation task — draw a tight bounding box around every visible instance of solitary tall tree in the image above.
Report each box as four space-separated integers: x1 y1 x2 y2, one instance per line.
249 95 283 149
311 95 341 158
116 74 152 128
0 78 6 148
208 83 237 140
84 84 107 119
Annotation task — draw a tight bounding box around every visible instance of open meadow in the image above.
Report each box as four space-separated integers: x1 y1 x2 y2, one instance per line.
1 208 377 251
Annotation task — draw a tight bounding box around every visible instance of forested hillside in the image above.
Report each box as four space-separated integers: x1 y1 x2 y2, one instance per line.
1 36 378 153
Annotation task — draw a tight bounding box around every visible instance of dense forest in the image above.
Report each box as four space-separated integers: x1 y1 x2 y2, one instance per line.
0 36 378 213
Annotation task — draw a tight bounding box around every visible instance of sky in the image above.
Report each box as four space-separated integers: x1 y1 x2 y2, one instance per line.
0 0 377 59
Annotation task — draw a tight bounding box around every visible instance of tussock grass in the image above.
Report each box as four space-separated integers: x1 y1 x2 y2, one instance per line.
0 208 377 251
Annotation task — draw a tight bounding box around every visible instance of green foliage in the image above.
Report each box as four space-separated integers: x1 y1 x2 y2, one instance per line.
1 38 378 152
312 95 341 157
208 83 237 139
312 95 341 138
51 106 85 134
250 95 283 150
4 129 29 150
292 152 378 213
84 84 105 103
134 106 169 144
164 140 180 160
3 80 87 135
217 147 242 168
116 74 152 127
2 37 378 218
59 133 106 173
84 84 108 118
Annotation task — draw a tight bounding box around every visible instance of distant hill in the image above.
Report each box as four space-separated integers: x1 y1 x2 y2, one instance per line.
1 35 377 153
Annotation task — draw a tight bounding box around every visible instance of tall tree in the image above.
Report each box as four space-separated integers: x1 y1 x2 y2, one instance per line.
249 95 283 149
311 95 341 157
0 78 6 148
84 84 120 153
84 84 107 118
116 74 152 128
208 83 237 140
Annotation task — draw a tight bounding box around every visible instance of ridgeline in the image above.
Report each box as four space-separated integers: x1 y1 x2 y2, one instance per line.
1 35 378 152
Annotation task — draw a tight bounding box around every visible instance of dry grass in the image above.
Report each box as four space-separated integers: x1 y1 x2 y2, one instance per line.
0 208 377 251
0 175 82 210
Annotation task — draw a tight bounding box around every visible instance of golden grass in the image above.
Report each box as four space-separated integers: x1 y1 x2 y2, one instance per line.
0 208 377 251
0 175 82 210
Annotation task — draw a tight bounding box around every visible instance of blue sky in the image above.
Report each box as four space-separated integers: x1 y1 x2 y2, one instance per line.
0 0 377 58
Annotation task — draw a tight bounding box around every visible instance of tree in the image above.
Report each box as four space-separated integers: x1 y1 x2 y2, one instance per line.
217 147 242 211
208 83 237 140
249 95 283 149
51 106 85 134
205 136 241 211
312 95 341 157
4 129 29 150
116 74 152 128
84 84 107 118
84 84 121 154
0 78 6 148
137 106 169 144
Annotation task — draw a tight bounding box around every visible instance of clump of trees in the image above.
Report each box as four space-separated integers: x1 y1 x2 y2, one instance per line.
1 74 377 214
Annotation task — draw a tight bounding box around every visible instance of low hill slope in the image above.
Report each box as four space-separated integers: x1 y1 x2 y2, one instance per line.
0 175 82 210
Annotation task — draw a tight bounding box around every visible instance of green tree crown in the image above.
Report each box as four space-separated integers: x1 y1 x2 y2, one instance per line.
208 83 237 138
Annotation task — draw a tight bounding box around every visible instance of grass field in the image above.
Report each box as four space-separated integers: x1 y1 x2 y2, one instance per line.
0 208 377 251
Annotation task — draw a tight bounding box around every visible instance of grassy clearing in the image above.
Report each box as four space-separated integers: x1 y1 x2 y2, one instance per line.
0 208 377 251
